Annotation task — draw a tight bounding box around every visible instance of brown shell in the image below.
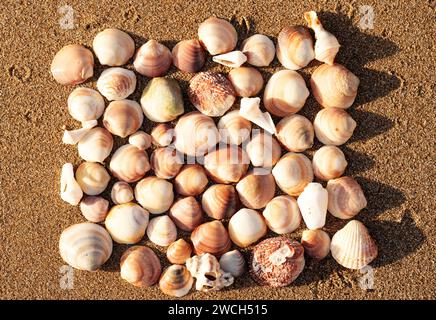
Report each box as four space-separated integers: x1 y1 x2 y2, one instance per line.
172 39 206 73
103 100 143 138
276 26 314 70
169 196 204 232
150 147 183 180
166 239 192 265
245 132 282 167
204 146 249 184
228 67 264 97
236 171 276 209
174 164 209 196
301 229 331 260
191 221 231 257
151 123 174 147
80 196 109 223
133 40 172 77
120 246 161 287
201 184 239 220
159 265 193 297
313 108 356 146
276 114 314 152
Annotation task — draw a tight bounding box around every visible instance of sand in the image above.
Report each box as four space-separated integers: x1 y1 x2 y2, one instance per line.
0 0 434 300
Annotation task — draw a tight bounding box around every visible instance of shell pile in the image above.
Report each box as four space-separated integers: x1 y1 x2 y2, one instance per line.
55 11 377 297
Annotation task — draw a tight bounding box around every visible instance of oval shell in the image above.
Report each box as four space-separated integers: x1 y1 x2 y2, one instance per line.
263 195 301 234
191 221 231 257
159 265 193 297
111 181 134 205
133 40 172 77
169 196 203 232
219 250 246 277
97 67 136 101
240 34 275 67
228 67 264 98
146 215 177 247
203 146 249 184
120 246 162 287
172 39 206 73
228 208 267 247
198 17 237 55
75 162 110 196
78 127 113 163
109 144 150 183
276 114 314 152
236 170 276 209
301 229 330 260
218 110 252 146
93 28 135 66
312 146 347 181
276 26 314 70
167 239 192 265
174 164 209 196
80 196 109 222
129 131 152 151
150 147 183 179
297 182 328 230
327 176 367 219
67 88 105 122
134 176 174 214
245 132 282 167
201 184 239 220
151 124 174 147
103 99 143 138
313 108 356 146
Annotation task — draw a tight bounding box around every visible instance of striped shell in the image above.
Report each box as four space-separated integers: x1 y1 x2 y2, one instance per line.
263 196 301 234
198 17 237 55
166 239 192 265
80 196 109 223
111 181 134 205
219 250 246 277
174 164 209 196
150 147 183 180
109 144 150 183
276 26 314 70
134 176 174 214
327 176 367 219
301 229 331 260
240 34 275 67
159 265 193 297
133 40 172 77
201 184 239 220
97 67 136 101
146 215 177 247
75 162 110 196
67 87 105 122
191 221 231 257
245 132 282 168
78 127 113 163
218 110 252 146
169 196 203 232
204 146 249 184
276 114 314 152
314 108 356 146
236 170 276 209
103 99 143 138
172 39 206 73
312 146 348 181
120 246 162 287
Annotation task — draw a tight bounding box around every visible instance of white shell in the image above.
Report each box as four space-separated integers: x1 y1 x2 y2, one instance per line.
97 67 137 101
212 50 247 68
312 146 347 181
228 208 267 247
67 88 105 122
62 120 98 145
146 215 177 247
75 162 110 196
60 163 83 206
111 181 134 204
297 183 328 230
134 176 174 214
80 196 109 223
239 97 276 134
78 127 113 163
263 195 301 234
219 250 246 277
93 28 135 66
240 34 275 67
128 131 152 150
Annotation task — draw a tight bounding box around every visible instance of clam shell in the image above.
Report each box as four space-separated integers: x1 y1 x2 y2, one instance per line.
212 50 247 68
67 88 105 122
93 28 135 66
80 196 109 222
128 130 152 151
97 67 137 101
228 208 267 247
150 147 183 180
276 114 314 152
109 144 150 183
151 123 174 147
312 145 347 181
236 170 276 209
327 176 367 219
77 127 113 163
240 34 275 67
276 26 314 70
219 250 246 277
133 40 172 77
120 246 162 287
172 39 206 73
198 17 237 55
111 181 134 205
134 176 174 214
159 265 193 297
60 163 83 206
245 132 282 167
174 164 209 196
314 108 356 146
191 221 231 257
228 67 264 98
301 229 330 260
103 99 143 138
166 239 192 265
297 182 328 230
75 162 110 196
263 195 301 234
201 184 239 220
218 110 252 146
203 146 249 184
169 197 203 232
146 215 177 247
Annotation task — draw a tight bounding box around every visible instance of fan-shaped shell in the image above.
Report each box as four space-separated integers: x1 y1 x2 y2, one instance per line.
198 17 237 55
246 132 282 168
111 181 134 205
78 127 113 163
263 195 301 234
228 208 267 247
93 28 135 66
236 170 276 209
150 147 183 180
172 39 206 73
301 229 330 260
204 146 249 184
67 88 105 122
276 114 314 152
103 99 143 138
312 145 347 181
75 162 110 195
219 250 246 277
314 108 356 146
146 215 177 247
133 40 172 77
97 67 136 101
134 176 174 214
174 164 209 196
218 110 252 145
169 196 203 232
80 196 109 223
228 67 264 98
120 246 162 287
191 221 231 257
166 239 192 265
201 184 239 220
240 34 275 67
109 144 150 183
276 26 314 70
159 265 193 297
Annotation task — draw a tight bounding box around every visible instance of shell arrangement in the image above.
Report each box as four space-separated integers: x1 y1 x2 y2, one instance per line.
54 11 378 296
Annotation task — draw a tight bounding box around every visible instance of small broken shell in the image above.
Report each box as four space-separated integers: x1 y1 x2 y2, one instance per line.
60 163 83 206
146 215 177 247
212 50 247 68
314 108 356 146
228 67 264 98
218 110 252 145
93 28 135 66
80 196 109 222
263 70 309 116
245 132 282 167
297 182 328 230
219 250 246 277
128 131 152 151
62 120 98 145
75 162 110 196
240 34 275 67
67 88 105 122
198 17 237 55
169 197 203 232
111 181 134 205
277 26 314 70
166 239 192 265
312 145 347 181
236 170 276 209
228 208 267 247
105 203 149 244
134 176 174 214
97 67 137 101
159 265 193 297
301 229 330 260
120 246 162 287
201 184 239 220
191 221 231 257
239 97 276 135
133 40 172 77
172 39 206 73
150 147 183 180
276 114 314 152
151 123 174 147
103 99 143 138
78 127 113 163
203 146 249 184
51 44 94 85
109 144 150 183
272 153 314 196
327 176 367 219
262 195 301 234
174 164 209 196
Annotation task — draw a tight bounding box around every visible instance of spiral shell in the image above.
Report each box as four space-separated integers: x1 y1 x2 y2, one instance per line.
219 250 246 277
239 97 277 135
97 67 137 101
314 108 356 146
191 221 231 257
263 196 301 234
133 40 172 77
146 215 177 247
218 110 252 145
134 176 174 214
174 164 209 196
198 17 237 55
228 67 264 98
312 146 347 181
150 147 183 180
93 28 135 66
276 26 314 70
78 127 113 163
201 184 239 220
236 170 276 209
159 265 193 297
67 88 105 122
240 34 275 67
301 229 330 260
103 99 143 138
111 181 134 205
166 239 192 265
120 246 162 287
246 132 282 167
204 146 249 184
109 144 150 183
80 196 109 222
172 39 206 73
151 123 174 147
276 114 314 152
75 162 110 196
128 131 152 150
169 197 203 232
228 208 267 248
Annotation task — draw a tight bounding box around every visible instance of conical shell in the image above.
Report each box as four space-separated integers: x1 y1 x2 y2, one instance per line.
111 181 134 205
80 196 109 222
150 147 183 179
174 164 209 196
297 182 328 230
166 239 192 265
240 34 275 67
201 184 239 220
204 146 249 184
236 170 276 209
191 221 231 257
314 108 356 146
246 132 282 167
263 195 301 234
239 97 276 135
133 40 172 77
276 114 314 152
212 50 247 68
276 26 314 70
151 123 174 147
169 196 203 232
77 127 113 163
301 229 330 260
159 265 193 297
103 99 143 138
228 67 264 98
120 246 162 287
218 110 252 145
134 176 174 214
67 88 105 122
228 208 267 248
312 145 347 181
60 163 83 206
97 67 137 101
62 120 98 145
327 176 367 219
109 144 150 183
128 131 152 150
219 250 246 277
172 39 206 73
146 215 177 247
93 28 135 66
75 162 110 195
198 17 237 55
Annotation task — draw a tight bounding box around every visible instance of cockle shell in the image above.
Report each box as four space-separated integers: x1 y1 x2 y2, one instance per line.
263 196 301 234
201 184 239 220
297 183 328 230
272 153 314 196
263 70 309 116
313 108 356 146
301 229 330 260
312 145 347 181
159 265 193 297
93 28 135 66
77 127 113 163
249 237 305 287
327 176 367 219
212 50 247 68
128 131 152 151
166 239 192 265
172 39 206 73
228 67 264 98
169 196 203 232
151 123 174 147
120 246 162 287
218 110 252 145
228 208 267 248
134 176 174 214
198 17 237 55
276 114 314 152
133 40 172 77
59 222 112 271
105 203 149 244
97 67 137 101
240 34 275 67
236 170 276 209
188 72 236 117
103 99 143 138
219 250 246 277
109 144 150 183
146 215 177 247
51 44 94 85
246 132 282 167
191 221 231 257
150 147 183 179
239 97 276 135
75 162 110 195
174 164 209 196
111 181 134 205
62 120 98 145
276 26 314 70
203 146 249 184
330 220 378 269
80 196 109 222
67 87 105 122
60 163 83 206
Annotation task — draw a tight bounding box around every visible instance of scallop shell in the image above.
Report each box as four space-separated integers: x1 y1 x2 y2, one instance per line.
111 181 134 205
133 40 172 77
134 176 174 214
263 195 301 234
212 50 247 68
151 123 174 147
236 170 276 209
198 17 237 55
67 88 105 122
150 147 183 180
201 184 239 220
172 39 206 73
219 250 246 277
97 67 137 101
228 67 264 98
103 99 143 138
297 182 328 230
128 131 152 151
203 146 249 184
228 208 267 248
245 132 282 168
166 239 192 265
276 26 314 70
93 28 135 66
77 127 113 163
314 108 356 146
218 110 252 145
109 144 150 183
239 97 276 135
60 163 83 206
191 221 231 257
174 164 209 196
312 145 347 181
240 34 275 67
301 229 330 260
169 196 203 232
276 114 314 152
59 222 112 271
159 265 193 297
120 246 162 287
80 196 109 222
75 162 110 196
146 215 177 247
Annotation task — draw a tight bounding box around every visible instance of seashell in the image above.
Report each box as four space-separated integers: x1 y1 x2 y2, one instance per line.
313 108 356 146
301 229 330 260
75 162 110 196
297 183 328 230
262 195 301 234
272 153 314 196
228 67 264 98
151 123 174 147
159 265 193 297
150 147 183 180
240 34 275 67
62 120 98 145
212 50 247 68
312 145 347 181
203 146 249 184
120 246 162 287
188 72 236 117
166 239 192 265
191 221 231 257
109 144 150 183
51 44 94 85
276 26 314 70
198 17 237 55
330 220 378 269
174 111 220 157
60 163 83 205
77 127 113 163
327 176 367 219
133 40 172 77
239 97 276 134
236 170 276 209
172 39 206 73
263 70 309 116
174 164 208 196
134 176 174 214
228 208 267 247
128 131 152 151
97 67 136 101
245 132 281 168
218 110 252 145
304 11 340 65
146 215 177 247
59 222 112 271
311 63 360 109
201 184 239 220
249 237 305 287
219 250 246 277
276 114 314 152
111 181 134 205
93 28 135 66
103 99 143 138
80 196 109 222
67 88 105 122
169 197 203 232
140 77 184 122
105 203 149 244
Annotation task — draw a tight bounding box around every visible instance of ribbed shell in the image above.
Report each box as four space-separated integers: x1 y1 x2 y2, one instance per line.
133 40 172 77
327 176 367 219
276 114 314 152
169 196 203 232
109 144 150 183
120 246 162 287
97 67 136 101
219 250 246 277
172 39 206 73
201 184 239 220
166 239 192 265
159 265 193 297
314 108 356 146
191 221 231 257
